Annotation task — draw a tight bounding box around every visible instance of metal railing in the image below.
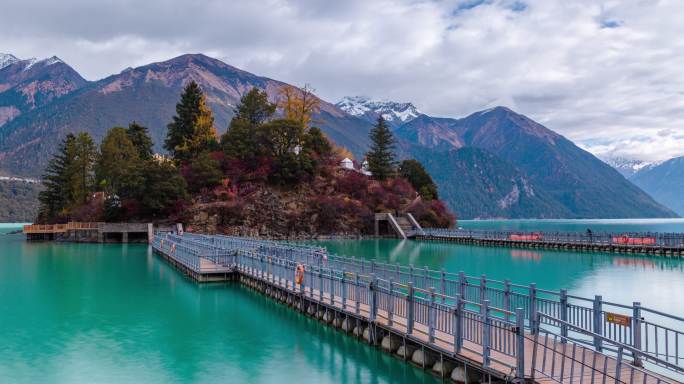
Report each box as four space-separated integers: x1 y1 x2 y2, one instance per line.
420 228 684 249
152 233 684 381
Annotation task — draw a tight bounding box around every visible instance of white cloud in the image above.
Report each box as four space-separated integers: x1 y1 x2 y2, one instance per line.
1 0 684 161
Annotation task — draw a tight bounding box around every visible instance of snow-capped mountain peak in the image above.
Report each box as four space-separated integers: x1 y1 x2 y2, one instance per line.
0 53 20 70
602 156 660 178
336 96 422 125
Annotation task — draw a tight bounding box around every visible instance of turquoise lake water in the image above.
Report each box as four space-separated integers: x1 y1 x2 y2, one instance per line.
2 219 684 382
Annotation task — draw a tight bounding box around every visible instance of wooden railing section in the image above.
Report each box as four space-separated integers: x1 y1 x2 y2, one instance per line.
23 222 101 233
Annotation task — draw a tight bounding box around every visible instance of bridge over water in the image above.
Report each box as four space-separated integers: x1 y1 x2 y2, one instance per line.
153 232 682 383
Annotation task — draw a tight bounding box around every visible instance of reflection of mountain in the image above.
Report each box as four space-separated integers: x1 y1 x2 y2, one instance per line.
510 250 542 261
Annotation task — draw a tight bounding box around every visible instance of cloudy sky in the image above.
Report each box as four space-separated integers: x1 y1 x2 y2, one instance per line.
2 0 683 161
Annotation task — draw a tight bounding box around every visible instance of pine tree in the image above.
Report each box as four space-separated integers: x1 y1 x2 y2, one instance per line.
126 122 154 160
366 116 396 180
71 133 98 205
233 88 276 125
399 159 439 200
139 160 187 218
37 134 77 222
165 81 217 163
221 88 275 159
96 127 143 198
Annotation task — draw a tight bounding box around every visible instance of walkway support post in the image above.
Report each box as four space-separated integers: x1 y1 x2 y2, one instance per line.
560 289 568 343
458 271 466 299
515 307 525 381
440 268 446 303
504 279 511 322
330 269 335 305
454 293 463 353
480 274 487 304
482 299 491 367
407 282 414 334
370 273 377 321
593 295 603 351
355 273 360 315
633 302 643 367
388 278 395 326
341 271 347 309
428 287 436 342
530 283 538 334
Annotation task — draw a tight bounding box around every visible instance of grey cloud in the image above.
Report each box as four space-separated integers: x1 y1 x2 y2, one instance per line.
2 0 684 161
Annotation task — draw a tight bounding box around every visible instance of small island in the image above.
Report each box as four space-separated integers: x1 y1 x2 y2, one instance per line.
33 82 454 239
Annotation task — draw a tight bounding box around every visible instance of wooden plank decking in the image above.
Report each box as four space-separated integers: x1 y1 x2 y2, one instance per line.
237 265 675 384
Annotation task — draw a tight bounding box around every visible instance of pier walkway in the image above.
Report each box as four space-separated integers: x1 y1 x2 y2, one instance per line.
414 229 684 257
152 233 683 383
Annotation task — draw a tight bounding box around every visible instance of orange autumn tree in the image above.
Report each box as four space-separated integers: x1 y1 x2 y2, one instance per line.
277 84 320 128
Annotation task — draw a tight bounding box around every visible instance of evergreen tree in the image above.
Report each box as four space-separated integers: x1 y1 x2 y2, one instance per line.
96 127 143 198
36 133 97 222
165 81 217 163
37 134 77 222
70 133 98 206
399 159 439 200
139 160 187 218
304 127 332 157
126 122 154 160
221 88 275 159
233 88 276 125
366 116 396 180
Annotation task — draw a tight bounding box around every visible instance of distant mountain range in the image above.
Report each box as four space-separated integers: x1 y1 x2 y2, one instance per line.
619 156 684 216
0 52 677 220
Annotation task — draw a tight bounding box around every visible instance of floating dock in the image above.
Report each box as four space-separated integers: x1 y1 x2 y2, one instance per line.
413 229 684 257
152 232 683 383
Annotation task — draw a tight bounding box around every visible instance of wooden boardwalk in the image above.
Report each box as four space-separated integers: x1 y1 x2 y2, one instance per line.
237 265 675 384
151 234 682 383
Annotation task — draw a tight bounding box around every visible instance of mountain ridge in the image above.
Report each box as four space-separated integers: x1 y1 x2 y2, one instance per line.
0 52 676 220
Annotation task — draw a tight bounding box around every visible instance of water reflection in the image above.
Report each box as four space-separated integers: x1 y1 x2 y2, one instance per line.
510 250 542 261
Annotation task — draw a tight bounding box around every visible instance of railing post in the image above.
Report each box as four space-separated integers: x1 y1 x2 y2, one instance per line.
388 278 395 326
370 273 377 321
407 282 414 334
319 267 324 301
615 346 624 384
341 271 347 310
299 266 305 294
330 269 335 305
482 299 491 367
529 283 538 334
355 273 360 315
423 266 429 288
458 271 466 299
560 289 568 343
454 293 463 353
632 301 643 367
593 295 603 351
409 264 415 285
504 279 511 322
440 268 446 303
479 274 487 304
428 287 436 342
515 307 525 381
